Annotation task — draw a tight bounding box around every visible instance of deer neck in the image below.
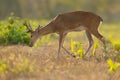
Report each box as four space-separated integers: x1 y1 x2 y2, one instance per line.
38 22 55 36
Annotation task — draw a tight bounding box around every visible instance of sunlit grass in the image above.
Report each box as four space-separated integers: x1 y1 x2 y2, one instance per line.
0 53 35 78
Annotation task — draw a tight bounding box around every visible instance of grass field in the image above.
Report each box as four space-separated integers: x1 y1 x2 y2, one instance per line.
0 20 120 80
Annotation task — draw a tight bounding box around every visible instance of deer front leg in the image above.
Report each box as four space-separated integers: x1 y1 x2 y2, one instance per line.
62 46 76 57
57 32 67 58
84 30 94 55
58 32 77 58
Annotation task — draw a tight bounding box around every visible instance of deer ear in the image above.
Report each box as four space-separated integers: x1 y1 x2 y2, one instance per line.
38 25 42 29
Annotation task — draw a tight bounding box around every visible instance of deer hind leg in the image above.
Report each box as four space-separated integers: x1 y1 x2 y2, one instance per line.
84 30 94 55
91 30 106 45
91 30 109 53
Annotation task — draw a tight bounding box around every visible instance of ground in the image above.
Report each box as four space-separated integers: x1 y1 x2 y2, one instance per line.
0 44 120 80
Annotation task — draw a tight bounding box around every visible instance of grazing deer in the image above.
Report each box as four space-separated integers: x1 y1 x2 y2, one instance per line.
25 11 106 58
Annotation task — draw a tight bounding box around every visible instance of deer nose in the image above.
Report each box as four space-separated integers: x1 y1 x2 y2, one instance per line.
29 43 33 47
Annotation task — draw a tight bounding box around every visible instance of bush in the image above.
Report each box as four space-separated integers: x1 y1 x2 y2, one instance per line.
0 16 30 45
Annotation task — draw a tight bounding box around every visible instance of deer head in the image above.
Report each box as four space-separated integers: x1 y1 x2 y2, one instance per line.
25 22 42 47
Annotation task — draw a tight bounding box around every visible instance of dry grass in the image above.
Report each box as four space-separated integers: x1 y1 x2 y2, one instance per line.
0 44 120 80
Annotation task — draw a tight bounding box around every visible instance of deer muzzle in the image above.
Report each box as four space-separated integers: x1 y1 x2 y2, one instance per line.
29 43 33 47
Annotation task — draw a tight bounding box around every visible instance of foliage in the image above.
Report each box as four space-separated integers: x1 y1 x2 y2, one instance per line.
107 59 120 72
113 43 120 51
70 40 84 59
116 54 120 62
0 16 30 45
92 40 99 56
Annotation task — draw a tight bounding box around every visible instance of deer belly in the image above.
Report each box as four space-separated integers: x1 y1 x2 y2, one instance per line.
73 26 86 31
64 26 86 33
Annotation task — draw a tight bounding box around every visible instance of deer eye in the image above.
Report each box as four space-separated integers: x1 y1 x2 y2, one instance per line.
31 35 33 37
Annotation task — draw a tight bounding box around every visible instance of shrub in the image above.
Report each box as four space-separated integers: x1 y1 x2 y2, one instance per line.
0 16 30 45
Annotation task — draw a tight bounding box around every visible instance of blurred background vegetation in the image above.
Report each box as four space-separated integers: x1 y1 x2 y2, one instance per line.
0 0 120 45
0 0 120 22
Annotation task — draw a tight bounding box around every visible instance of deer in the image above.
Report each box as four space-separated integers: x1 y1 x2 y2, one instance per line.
25 11 107 58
